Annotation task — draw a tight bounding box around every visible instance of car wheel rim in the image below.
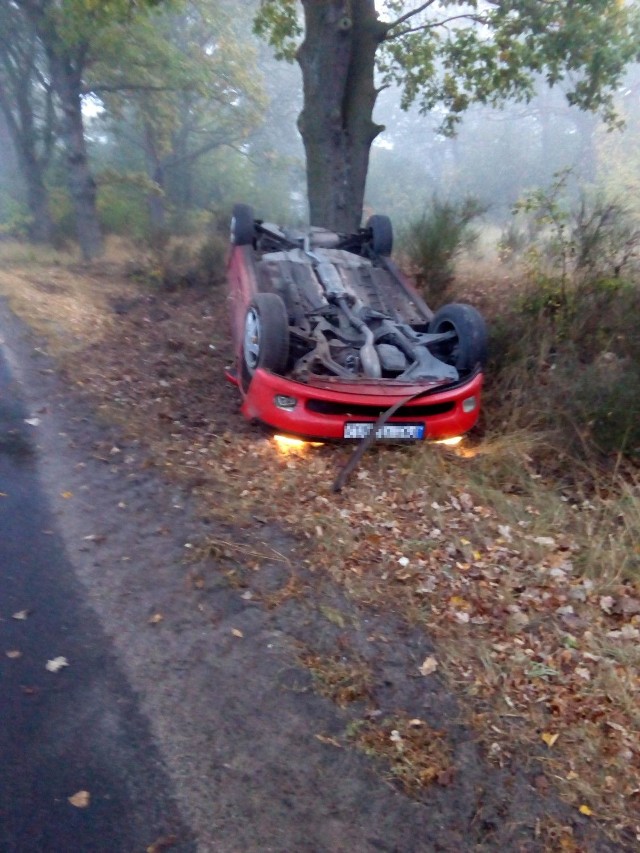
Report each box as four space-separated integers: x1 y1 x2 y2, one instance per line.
243 308 261 371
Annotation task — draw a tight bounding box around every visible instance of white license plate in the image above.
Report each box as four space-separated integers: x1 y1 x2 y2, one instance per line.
344 422 425 440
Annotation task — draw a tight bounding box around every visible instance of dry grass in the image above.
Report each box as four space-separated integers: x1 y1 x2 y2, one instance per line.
300 652 374 707
351 714 454 794
1 242 639 845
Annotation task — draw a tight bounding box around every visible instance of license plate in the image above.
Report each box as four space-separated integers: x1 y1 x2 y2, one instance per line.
344 422 425 440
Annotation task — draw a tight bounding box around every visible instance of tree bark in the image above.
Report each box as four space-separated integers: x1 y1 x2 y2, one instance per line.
297 0 386 232
16 0 104 260
0 3 55 244
47 50 104 260
0 85 54 244
142 119 167 235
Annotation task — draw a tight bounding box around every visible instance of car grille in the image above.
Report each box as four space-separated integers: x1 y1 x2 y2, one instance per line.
305 399 455 417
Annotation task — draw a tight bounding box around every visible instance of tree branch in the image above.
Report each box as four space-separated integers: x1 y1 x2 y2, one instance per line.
388 13 489 40
83 83 177 96
386 0 439 31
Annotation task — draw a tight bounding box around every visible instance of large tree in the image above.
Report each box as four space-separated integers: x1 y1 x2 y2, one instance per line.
92 0 265 233
0 2 55 242
255 0 640 232
13 0 168 260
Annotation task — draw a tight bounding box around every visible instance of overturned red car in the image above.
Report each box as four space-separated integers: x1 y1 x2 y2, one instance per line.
226 204 487 442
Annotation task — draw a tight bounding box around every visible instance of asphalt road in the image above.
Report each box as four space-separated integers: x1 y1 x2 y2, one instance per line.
0 346 192 852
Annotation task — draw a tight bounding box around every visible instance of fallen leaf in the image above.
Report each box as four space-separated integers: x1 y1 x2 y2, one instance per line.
46 656 69 672
314 734 342 748
60 491 73 499
419 655 438 676
618 597 640 617
541 732 559 748
437 766 456 786
24 417 40 427
497 525 512 542
148 613 164 625
578 804 593 816
533 536 556 547
12 610 29 620
146 835 178 853
534 774 550 794
231 628 244 638
319 605 345 628
68 790 90 808
5 650 22 659
599 595 614 614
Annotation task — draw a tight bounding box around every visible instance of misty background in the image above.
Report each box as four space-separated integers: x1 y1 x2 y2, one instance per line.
1 0 639 247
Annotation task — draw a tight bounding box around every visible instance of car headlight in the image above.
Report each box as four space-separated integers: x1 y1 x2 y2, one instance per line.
274 394 298 411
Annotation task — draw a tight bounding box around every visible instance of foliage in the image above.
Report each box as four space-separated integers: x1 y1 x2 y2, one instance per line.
93 0 266 231
253 0 301 61
257 1 640 133
0 196 32 239
401 196 485 302
596 76 640 222
491 174 640 460
512 171 640 298
97 181 151 241
254 1 640 231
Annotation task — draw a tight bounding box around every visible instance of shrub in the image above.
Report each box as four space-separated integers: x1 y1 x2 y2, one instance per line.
98 184 149 241
513 173 640 290
0 197 32 240
486 277 640 465
401 196 486 303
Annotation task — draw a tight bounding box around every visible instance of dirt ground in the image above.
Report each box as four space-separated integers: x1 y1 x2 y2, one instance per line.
0 244 636 852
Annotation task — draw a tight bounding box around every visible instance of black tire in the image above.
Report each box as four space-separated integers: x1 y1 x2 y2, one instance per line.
231 203 255 246
367 214 393 256
429 303 488 371
241 293 290 388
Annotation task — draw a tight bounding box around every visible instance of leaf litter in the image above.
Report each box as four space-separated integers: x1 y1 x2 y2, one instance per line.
1 254 639 848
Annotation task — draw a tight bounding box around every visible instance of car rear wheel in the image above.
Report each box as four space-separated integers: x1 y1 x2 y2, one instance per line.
242 293 290 388
231 203 255 246
429 303 487 371
367 214 393 256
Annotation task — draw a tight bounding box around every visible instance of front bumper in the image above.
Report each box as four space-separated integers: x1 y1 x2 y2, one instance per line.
239 368 483 440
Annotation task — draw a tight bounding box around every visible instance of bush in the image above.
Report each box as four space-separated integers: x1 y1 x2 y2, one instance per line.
150 233 227 291
401 196 486 303
513 173 640 289
98 184 149 241
0 198 32 240
486 278 640 464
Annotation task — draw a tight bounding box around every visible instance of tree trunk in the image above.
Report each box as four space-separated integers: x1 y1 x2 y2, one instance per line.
47 52 104 261
142 120 167 235
0 87 54 244
297 0 386 232
22 151 54 243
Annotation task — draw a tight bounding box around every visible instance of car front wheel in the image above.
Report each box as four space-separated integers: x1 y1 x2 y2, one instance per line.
366 214 393 256
231 203 255 246
242 293 290 388
429 303 487 372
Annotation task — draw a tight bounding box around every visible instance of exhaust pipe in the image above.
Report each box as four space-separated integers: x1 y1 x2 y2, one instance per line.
315 262 382 378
